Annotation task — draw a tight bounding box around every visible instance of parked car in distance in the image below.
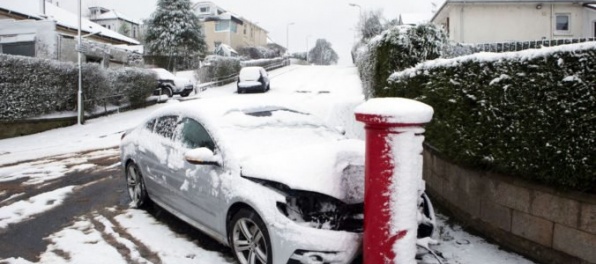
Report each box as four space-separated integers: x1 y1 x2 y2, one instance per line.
120 97 436 264
150 68 194 98
237 66 270 93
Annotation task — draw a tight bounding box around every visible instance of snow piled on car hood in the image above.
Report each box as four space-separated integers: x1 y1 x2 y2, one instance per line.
240 139 365 203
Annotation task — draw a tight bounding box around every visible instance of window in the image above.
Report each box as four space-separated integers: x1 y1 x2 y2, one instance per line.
145 118 156 131
155 116 178 139
200 7 209 13
230 22 237 33
0 42 35 57
215 21 229 31
556 14 570 32
176 118 215 150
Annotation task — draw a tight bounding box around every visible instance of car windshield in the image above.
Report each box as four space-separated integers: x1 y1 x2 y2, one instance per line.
239 67 262 81
219 108 343 160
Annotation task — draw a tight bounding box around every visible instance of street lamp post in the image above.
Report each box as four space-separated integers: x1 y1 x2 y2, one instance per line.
349 3 362 16
306 35 311 63
286 22 294 54
77 0 83 125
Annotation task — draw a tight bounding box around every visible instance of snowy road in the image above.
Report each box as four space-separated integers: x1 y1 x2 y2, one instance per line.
0 65 534 264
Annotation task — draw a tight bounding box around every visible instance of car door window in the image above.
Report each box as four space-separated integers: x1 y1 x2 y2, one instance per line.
176 118 216 151
155 116 178 139
144 118 156 132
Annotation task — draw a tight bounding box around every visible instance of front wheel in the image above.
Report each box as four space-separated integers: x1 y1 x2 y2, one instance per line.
163 86 174 98
229 209 272 264
126 162 149 208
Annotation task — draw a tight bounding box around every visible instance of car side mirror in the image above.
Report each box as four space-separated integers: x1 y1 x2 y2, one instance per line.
184 147 221 166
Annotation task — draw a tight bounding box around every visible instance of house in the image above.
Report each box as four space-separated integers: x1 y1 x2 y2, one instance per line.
88 6 141 40
431 0 596 43
397 13 433 26
193 1 268 54
0 0 142 67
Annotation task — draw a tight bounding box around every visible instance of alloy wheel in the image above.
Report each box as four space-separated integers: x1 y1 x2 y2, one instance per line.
232 218 268 264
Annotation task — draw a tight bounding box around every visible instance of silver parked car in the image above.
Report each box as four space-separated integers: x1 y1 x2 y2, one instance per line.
120 97 435 264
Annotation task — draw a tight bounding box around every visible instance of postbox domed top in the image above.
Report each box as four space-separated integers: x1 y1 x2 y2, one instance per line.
354 98 434 125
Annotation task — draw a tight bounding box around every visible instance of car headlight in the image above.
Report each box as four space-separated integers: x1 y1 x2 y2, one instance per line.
276 191 363 232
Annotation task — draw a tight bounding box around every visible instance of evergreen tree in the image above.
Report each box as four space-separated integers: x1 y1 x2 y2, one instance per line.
308 39 339 65
145 0 206 69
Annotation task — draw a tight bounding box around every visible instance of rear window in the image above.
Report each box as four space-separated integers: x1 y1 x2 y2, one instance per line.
239 67 262 81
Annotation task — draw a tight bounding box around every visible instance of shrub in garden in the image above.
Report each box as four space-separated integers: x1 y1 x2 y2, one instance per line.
355 23 447 99
196 55 241 83
108 68 157 108
388 43 596 193
0 54 157 120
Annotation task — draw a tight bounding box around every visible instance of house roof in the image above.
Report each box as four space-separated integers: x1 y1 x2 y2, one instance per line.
0 0 139 45
432 0 596 22
399 13 433 25
91 9 141 25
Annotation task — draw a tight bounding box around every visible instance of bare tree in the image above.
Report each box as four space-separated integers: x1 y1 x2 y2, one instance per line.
308 39 338 65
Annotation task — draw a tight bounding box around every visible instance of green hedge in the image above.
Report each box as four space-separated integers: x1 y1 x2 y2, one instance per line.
388 43 596 193
355 24 446 99
0 54 156 121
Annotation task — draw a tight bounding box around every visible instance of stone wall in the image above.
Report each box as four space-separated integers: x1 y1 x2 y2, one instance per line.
423 145 596 264
0 117 76 140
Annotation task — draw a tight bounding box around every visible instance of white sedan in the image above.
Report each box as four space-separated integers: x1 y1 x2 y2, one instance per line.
120 97 435 264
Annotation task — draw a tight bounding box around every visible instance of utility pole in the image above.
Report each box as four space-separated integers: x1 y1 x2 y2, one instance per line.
77 0 83 125
286 22 294 54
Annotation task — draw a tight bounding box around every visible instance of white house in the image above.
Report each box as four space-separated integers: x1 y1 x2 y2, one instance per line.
88 6 141 40
431 0 596 43
0 0 142 67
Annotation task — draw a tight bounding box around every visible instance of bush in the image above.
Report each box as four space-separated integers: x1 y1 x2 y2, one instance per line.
237 46 279 59
196 56 288 83
0 54 157 120
388 43 596 193
355 24 447 99
196 55 241 83
108 68 157 108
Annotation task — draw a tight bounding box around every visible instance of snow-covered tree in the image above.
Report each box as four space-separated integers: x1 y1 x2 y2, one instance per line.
145 0 206 69
308 39 339 65
358 10 384 40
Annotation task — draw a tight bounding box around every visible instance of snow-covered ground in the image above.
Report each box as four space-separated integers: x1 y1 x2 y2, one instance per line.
0 65 535 264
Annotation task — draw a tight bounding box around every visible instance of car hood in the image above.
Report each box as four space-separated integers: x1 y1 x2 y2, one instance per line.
240 139 365 203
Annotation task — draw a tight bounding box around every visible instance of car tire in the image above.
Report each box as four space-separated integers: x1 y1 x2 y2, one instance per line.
417 193 436 239
238 88 243 94
163 85 174 98
126 162 149 208
180 91 190 97
228 208 272 264
262 84 267 93
267 84 270 91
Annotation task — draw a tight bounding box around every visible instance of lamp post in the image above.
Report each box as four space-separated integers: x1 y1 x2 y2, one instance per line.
305 35 311 63
286 22 294 54
77 0 83 125
349 3 362 16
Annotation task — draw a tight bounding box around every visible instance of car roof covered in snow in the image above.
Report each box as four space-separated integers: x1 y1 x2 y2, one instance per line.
143 97 346 165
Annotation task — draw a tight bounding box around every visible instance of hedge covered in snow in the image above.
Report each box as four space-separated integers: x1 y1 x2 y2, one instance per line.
388 43 596 192
0 54 156 121
355 24 447 99
197 56 288 83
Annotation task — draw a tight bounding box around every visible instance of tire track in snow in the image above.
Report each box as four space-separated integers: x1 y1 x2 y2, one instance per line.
91 209 162 264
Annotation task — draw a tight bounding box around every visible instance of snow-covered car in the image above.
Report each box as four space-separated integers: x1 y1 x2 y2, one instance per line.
150 68 194 97
120 97 435 264
237 66 270 93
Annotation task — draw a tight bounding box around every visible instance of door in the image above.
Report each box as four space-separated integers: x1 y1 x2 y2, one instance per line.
170 117 223 229
141 115 180 206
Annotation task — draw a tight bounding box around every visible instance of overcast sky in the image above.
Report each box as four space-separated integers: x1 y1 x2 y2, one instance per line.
54 0 442 65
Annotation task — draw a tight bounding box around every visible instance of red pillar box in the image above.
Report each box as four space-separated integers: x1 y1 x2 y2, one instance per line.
354 98 434 264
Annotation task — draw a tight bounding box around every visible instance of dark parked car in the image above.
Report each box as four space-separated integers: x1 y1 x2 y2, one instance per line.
150 68 194 98
237 66 270 93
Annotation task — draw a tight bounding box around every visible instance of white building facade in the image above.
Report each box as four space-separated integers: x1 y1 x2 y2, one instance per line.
432 0 596 43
